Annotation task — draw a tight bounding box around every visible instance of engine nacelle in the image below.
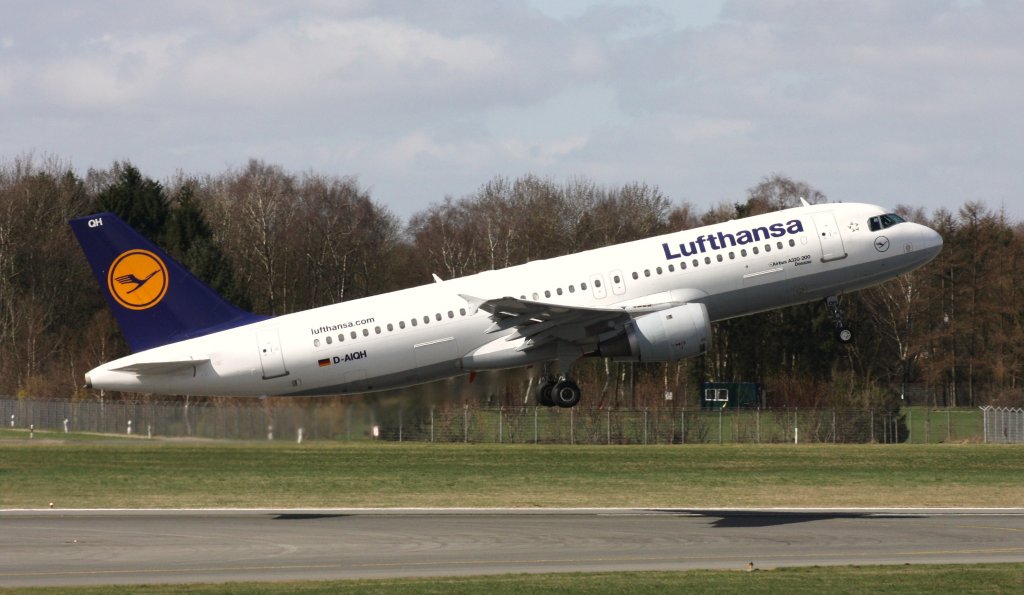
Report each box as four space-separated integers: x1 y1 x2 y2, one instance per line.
597 303 710 362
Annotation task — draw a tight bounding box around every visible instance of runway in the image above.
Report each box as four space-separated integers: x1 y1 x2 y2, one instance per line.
2 508 1024 587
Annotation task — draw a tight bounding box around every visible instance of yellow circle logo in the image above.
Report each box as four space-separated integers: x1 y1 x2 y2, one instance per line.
107 250 168 310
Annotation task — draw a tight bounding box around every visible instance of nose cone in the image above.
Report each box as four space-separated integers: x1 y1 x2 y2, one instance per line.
909 223 943 264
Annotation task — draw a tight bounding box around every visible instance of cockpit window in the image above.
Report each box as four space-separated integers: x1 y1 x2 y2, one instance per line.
868 213 906 232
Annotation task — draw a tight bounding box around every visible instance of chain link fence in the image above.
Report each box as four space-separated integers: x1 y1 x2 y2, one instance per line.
0 397 986 444
981 406 1024 443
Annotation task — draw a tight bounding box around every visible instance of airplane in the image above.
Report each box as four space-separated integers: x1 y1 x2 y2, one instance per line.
70 200 943 408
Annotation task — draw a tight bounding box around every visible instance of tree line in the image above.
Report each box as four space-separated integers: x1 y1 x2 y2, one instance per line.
1 153 1020 410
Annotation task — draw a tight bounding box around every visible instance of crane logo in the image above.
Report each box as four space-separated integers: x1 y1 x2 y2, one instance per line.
107 250 168 310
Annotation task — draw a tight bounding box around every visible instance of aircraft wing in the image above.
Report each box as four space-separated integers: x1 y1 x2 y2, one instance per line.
461 294 630 351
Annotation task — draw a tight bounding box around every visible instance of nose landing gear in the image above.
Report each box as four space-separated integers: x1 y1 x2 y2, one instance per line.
826 295 854 344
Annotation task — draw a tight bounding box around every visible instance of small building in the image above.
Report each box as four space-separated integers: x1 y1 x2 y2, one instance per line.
699 382 759 409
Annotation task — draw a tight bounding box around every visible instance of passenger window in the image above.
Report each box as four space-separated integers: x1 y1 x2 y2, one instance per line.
681 261 687 270
789 239 796 247
595 279 602 287
716 254 723 262
374 326 381 334
753 247 759 255
399 321 406 329
314 339 321 347
729 252 735 260
532 293 539 300
544 290 551 298
632 272 639 280
362 329 369 337
351 331 357 339
704 257 711 264
447 311 454 318
765 244 771 252
613 276 620 283
556 288 563 296
411 319 418 327
325 336 332 345
692 259 699 267
644 269 651 277
569 285 576 293
777 241 783 249
423 315 430 324
667 265 674 272
338 334 344 342
656 267 663 275
460 308 466 316
741 249 748 257
387 323 394 331
435 313 442 321
581 282 588 290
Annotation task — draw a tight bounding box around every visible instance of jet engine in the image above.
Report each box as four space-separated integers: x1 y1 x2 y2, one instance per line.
597 303 710 362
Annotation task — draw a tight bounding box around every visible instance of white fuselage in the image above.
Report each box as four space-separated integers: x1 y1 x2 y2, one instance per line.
85 203 943 397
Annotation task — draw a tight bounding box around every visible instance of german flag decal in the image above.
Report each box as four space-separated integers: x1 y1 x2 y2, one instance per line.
317 358 331 367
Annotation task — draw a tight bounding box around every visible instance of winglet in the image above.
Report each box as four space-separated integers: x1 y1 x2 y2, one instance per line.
70 213 267 353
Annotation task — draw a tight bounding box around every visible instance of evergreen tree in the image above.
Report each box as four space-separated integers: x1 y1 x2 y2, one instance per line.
93 163 169 241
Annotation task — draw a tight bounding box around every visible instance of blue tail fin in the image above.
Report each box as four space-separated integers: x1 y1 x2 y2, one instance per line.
70 213 267 352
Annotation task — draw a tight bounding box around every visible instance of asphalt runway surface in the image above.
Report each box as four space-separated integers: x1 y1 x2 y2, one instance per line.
2 508 1024 587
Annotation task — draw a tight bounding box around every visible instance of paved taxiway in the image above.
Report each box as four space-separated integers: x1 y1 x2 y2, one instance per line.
2 508 1024 587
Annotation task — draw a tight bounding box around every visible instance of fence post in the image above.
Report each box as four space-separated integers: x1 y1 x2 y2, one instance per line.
681 409 685 444
718 408 723 444
832 409 836 444
499 408 503 444
644 409 648 445
607 409 611 445
464 405 469 443
430 406 435 443
756 409 760 444
534 407 538 444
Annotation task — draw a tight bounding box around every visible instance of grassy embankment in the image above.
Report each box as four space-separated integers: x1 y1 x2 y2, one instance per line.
1 432 1022 508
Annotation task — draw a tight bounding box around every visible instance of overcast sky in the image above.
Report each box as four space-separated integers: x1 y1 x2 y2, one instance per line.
2 0 1021 222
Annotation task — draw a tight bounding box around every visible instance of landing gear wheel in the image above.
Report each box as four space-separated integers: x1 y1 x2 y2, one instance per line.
537 380 556 407
825 295 854 345
552 380 582 408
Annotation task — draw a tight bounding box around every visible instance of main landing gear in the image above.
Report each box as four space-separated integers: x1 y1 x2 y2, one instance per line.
537 376 582 408
826 295 854 344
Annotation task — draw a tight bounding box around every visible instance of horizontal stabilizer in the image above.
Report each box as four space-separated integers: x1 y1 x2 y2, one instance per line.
111 359 210 375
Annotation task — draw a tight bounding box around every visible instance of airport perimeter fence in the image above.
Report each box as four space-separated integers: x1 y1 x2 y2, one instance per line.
981 406 1024 443
0 397 986 444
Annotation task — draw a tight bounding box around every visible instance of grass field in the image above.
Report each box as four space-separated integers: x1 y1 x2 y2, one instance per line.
1 432 1023 508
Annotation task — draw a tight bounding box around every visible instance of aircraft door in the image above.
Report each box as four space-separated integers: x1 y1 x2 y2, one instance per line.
609 270 627 296
257 328 289 379
812 213 848 262
590 274 608 300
